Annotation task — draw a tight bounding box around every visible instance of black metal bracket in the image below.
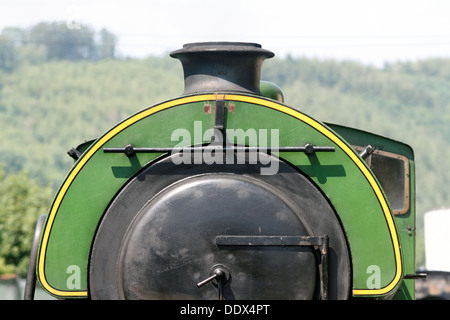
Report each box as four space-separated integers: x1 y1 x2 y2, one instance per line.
103 143 335 158
404 273 427 280
67 147 81 160
215 235 329 300
214 100 225 136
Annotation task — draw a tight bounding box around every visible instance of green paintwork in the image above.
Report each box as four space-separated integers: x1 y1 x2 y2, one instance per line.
328 123 416 299
37 94 407 299
259 80 285 103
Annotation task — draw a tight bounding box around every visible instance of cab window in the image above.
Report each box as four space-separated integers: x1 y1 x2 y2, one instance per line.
354 146 410 215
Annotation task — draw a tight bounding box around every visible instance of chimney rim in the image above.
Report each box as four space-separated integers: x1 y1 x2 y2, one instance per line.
170 41 275 58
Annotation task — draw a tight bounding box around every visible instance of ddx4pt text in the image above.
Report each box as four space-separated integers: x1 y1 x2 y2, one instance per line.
224 304 269 315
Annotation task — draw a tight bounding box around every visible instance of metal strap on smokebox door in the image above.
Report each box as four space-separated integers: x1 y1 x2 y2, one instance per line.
215 235 330 300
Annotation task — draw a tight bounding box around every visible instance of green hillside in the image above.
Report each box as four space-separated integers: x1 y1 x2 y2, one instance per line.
1 23 449 268
0 57 183 185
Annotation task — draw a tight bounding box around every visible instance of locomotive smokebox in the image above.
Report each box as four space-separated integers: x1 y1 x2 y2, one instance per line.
170 42 274 95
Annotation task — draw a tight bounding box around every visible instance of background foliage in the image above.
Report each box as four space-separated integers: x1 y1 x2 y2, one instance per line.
0 169 52 276
0 22 449 271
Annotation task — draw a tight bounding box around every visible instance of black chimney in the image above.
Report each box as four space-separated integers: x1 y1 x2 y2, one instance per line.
170 42 274 96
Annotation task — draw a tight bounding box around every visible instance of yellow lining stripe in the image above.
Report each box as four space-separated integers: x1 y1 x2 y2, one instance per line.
38 94 402 297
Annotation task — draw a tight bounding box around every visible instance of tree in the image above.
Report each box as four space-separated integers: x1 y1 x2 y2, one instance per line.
28 22 96 61
0 31 19 71
0 22 118 70
0 168 52 276
98 28 117 59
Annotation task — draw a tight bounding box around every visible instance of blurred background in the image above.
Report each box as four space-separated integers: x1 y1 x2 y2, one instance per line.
0 0 449 299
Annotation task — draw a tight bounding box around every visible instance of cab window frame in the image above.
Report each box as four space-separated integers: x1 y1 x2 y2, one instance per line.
353 146 410 215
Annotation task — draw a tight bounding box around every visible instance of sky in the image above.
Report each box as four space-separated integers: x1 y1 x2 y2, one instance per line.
1 0 450 66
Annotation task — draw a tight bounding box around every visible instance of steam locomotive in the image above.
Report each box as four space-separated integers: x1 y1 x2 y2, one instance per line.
25 42 419 300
